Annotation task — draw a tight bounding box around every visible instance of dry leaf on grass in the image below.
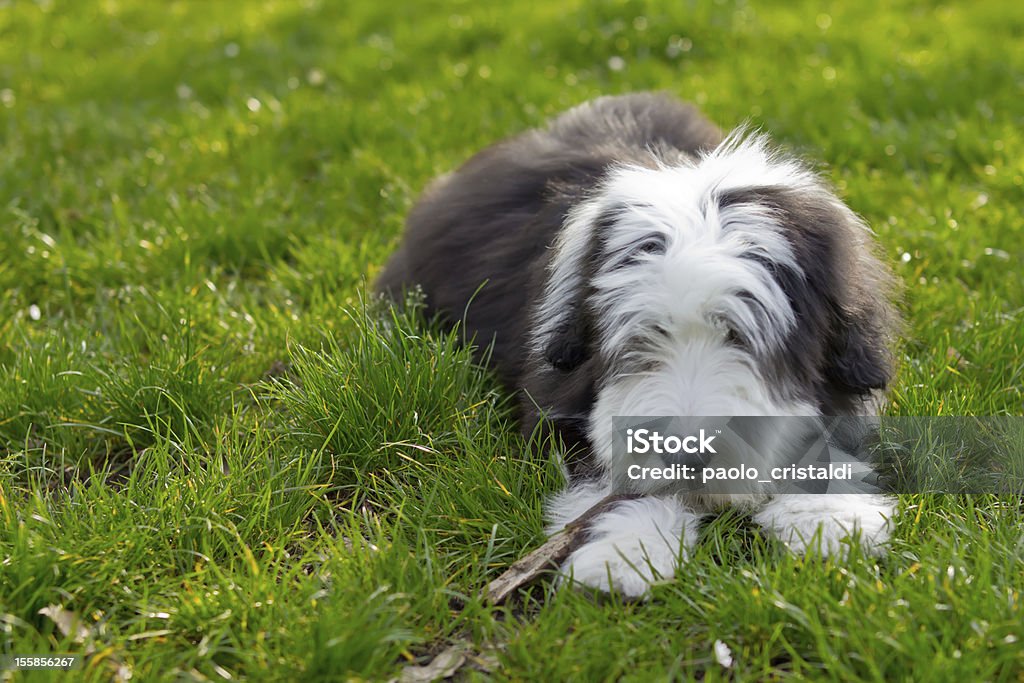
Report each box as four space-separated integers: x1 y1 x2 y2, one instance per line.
37 605 94 644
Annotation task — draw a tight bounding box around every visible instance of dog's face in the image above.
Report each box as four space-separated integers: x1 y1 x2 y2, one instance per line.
530 133 896 465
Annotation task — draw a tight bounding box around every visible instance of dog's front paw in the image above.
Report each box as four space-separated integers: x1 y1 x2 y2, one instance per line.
555 496 700 598
754 493 896 557
560 533 678 598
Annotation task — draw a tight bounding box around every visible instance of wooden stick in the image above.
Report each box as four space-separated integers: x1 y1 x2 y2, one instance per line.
485 493 635 605
396 494 634 680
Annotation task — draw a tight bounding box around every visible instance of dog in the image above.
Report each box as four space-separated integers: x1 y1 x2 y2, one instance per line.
377 92 899 597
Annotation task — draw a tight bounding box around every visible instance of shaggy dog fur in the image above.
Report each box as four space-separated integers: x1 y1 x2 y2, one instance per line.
377 92 899 597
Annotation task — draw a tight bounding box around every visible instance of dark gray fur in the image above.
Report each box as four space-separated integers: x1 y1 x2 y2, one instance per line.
376 93 898 475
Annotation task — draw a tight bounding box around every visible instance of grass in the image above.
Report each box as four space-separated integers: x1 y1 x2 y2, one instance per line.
1 0 1022 679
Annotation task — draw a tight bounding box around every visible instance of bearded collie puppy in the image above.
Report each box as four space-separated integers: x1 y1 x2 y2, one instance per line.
377 92 899 597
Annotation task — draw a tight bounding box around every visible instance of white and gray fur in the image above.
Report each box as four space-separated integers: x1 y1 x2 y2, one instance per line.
377 93 899 597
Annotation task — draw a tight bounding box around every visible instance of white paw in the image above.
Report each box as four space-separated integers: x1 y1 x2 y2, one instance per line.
754 494 896 557
555 497 700 598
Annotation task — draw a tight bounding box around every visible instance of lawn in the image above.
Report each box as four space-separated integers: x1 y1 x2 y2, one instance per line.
1 0 1022 680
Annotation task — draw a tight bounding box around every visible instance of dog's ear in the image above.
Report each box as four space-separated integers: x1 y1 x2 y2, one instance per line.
717 182 898 398
543 303 591 371
538 201 665 373
820 217 898 397
536 204 609 373
825 314 893 394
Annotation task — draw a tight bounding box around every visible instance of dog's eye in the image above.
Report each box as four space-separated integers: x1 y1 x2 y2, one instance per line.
625 235 667 266
634 236 666 257
603 231 668 270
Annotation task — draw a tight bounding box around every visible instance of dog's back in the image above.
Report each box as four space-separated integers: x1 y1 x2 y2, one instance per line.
376 93 722 386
